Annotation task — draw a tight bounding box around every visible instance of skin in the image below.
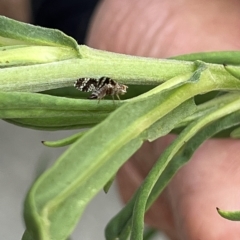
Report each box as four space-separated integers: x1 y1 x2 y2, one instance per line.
86 0 240 239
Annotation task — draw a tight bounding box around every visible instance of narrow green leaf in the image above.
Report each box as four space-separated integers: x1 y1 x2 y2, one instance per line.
171 51 240 65
217 208 240 221
42 130 87 147
4 119 94 131
0 16 79 52
0 91 119 129
0 91 118 111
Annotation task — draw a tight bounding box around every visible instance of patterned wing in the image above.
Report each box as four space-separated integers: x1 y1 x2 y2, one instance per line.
74 78 98 92
74 76 128 101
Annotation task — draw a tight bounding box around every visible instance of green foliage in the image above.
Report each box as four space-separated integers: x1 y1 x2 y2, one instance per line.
0 16 240 240
217 207 240 221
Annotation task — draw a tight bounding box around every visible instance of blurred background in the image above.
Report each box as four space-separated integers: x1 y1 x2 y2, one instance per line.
0 0 168 239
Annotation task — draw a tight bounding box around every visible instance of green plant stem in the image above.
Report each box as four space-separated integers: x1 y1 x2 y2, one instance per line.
1 44 240 95
0 49 194 92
